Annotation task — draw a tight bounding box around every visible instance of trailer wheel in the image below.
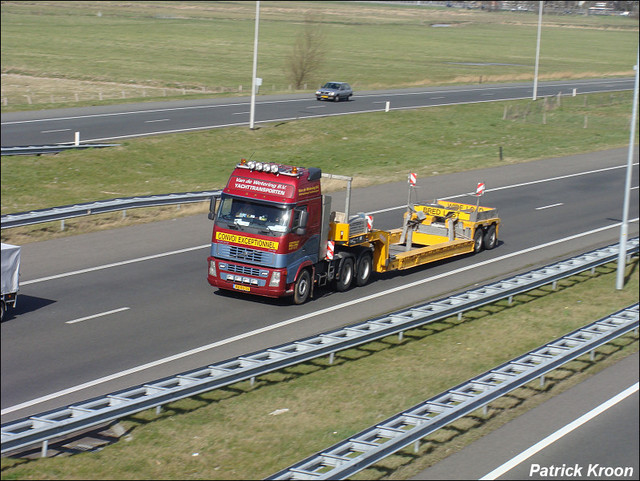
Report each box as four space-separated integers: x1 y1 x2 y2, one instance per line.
473 229 484 253
355 252 373 287
335 256 354 292
293 269 311 304
483 224 497 250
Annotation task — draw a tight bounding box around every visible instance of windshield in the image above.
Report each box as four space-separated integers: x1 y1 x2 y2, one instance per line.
215 195 291 236
322 83 341 90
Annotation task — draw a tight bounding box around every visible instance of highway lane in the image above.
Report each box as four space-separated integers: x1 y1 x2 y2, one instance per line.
1 78 635 147
1 148 637 424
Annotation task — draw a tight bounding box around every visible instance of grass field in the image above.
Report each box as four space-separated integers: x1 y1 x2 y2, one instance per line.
1 1 638 110
1 259 637 480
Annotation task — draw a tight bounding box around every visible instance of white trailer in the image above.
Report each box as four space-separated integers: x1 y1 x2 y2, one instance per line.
1 243 21 321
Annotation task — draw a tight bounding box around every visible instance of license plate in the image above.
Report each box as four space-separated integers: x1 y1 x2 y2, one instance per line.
233 284 250 292
321 95 329 99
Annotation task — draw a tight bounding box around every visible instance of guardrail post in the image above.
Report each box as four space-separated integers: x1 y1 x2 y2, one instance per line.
122 210 127 219
156 405 162 415
328 352 335 365
385 101 390 112
483 404 489 417
458 312 463 321
60 220 65 231
552 280 557 290
398 331 404 342
41 440 48 458
250 377 256 387
539 375 545 388
413 440 420 454
590 350 595 362
508 296 513 305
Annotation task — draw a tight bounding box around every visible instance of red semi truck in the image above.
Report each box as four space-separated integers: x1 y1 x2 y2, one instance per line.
207 159 500 304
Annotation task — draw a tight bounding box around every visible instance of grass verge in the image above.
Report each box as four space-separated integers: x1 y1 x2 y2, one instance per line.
2 90 637 245
1 258 637 480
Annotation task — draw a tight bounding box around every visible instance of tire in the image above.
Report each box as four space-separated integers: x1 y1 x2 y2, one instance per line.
355 252 373 287
335 256 354 291
334 95 340 102
473 229 484 253
483 224 497 250
293 269 311 304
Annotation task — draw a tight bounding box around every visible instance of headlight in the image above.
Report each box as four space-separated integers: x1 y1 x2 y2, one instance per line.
269 271 281 287
329 92 335 96
209 260 217 277
316 90 321 95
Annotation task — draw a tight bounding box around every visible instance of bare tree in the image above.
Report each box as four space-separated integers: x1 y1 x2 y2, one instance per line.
285 13 326 90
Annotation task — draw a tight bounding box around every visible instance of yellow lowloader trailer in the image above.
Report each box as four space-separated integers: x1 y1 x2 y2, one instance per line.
327 180 500 276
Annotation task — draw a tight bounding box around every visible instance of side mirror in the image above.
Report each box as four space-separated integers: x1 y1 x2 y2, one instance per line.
208 195 221 221
294 209 308 235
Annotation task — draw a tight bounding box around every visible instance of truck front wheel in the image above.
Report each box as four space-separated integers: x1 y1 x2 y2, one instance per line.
293 269 312 304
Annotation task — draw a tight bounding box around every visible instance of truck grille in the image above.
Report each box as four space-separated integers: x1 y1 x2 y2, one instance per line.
223 264 265 277
228 245 263 263
217 244 275 266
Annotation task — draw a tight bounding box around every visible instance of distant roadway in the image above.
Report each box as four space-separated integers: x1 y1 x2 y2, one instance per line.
0 77 635 147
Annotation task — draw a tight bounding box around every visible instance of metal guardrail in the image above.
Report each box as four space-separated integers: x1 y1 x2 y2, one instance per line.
1 144 120 156
268 303 639 480
1 237 638 456
0 191 220 229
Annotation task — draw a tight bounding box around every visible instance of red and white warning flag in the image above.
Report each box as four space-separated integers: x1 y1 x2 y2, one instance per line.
326 240 335 260
476 182 485 196
366 215 373 231
408 173 417 186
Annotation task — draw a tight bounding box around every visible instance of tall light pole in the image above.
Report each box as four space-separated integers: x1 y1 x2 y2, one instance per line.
532 1 543 101
616 45 639 290
249 1 260 130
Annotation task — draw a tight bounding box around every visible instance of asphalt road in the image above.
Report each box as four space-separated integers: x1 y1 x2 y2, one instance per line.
1 147 638 426
1 78 635 147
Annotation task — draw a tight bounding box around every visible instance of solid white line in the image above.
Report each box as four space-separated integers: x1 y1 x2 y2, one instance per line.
2 220 637 416
535 203 564 211
66 307 130 324
21 245 208 285
144 118 169 123
479 382 639 480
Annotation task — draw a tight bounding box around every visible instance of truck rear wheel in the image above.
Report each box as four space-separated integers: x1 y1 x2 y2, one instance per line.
335 256 354 291
483 224 497 250
473 229 484 253
293 269 311 304
356 252 373 287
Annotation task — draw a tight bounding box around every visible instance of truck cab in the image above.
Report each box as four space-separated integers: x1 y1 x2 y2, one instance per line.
207 160 323 303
